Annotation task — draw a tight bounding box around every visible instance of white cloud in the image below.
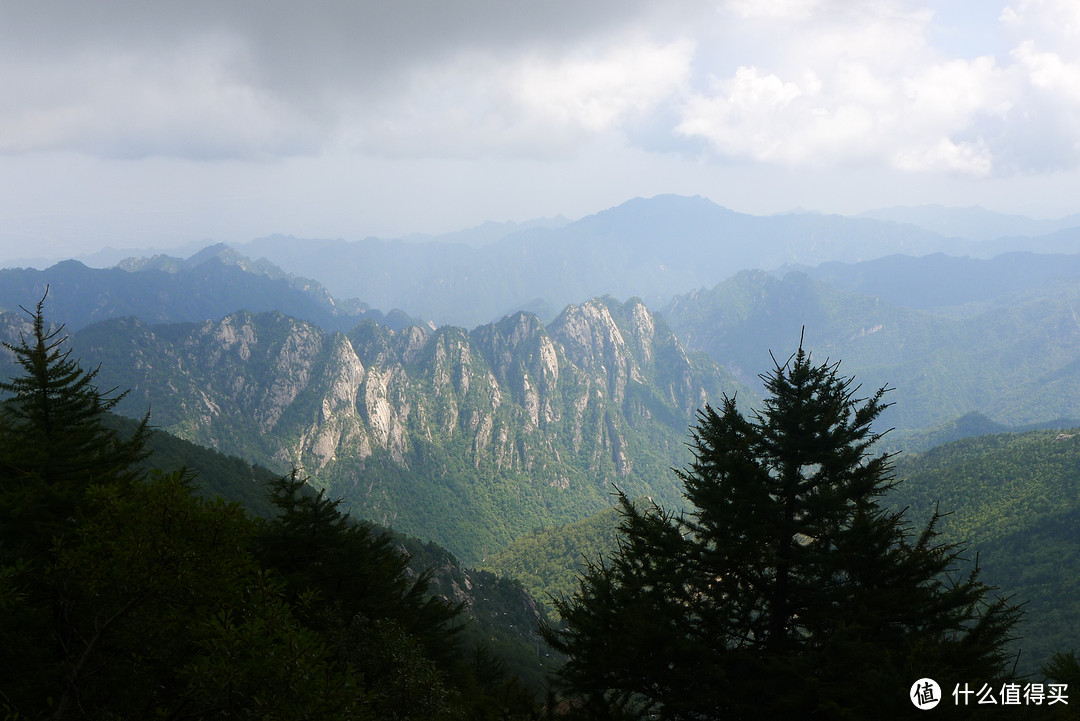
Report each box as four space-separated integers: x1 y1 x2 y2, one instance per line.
509 38 694 134
3 0 1080 179
893 138 993 176
677 67 807 162
1001 0 1080 43
334 36 695 158
1011 41 1080 100
725 0 824 22
675 0 1080 176
677 52 1008 175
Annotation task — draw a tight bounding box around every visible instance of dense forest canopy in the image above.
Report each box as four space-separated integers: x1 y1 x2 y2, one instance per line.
4 239 1080 717
0 298 541 720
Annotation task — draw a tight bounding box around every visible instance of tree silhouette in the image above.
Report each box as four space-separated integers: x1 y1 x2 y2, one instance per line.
0 290 150 555
544 340 1023 719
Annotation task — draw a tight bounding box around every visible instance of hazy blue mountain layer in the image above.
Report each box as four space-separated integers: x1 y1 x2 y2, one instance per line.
235 195 1080 328
662 270 1080 445
0 244 419 332
786 251 1080 312
859 204 1080 241
6 249 1080 557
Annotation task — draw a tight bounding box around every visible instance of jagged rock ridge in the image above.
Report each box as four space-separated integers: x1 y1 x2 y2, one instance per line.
66 297 741 563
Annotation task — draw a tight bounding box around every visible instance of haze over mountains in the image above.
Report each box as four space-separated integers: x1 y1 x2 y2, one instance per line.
859 204 1080 242
4 194 1080 454
8 194 1080 329
0 244 421 333
4 192 1080 676
231 195 1080 328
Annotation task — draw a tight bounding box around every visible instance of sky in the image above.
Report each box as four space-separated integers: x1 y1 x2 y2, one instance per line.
3 0 1080 262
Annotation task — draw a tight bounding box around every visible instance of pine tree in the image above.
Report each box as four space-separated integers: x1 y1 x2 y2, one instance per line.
257 471 462 640
0 291 150 554
0 300 369 720
544 340 1023 719
257 472 469 719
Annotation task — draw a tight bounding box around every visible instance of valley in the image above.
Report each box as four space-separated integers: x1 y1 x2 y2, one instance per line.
3 196 1080 700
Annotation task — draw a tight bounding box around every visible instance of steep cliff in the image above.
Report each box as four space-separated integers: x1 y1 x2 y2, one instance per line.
62 298 741 562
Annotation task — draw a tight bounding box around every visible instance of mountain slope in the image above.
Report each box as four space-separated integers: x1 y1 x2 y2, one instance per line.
48 298 743 563
792 252 1080 312
662 270 1080 442
0 247 416 333
236 195 960 327
891 429 1080 671
486 427 1080 673
859 204 1080 241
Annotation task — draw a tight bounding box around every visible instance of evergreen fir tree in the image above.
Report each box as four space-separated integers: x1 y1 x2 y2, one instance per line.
257 472 469 719
544 340 1023 719
0 291 150 554
257 471 462 640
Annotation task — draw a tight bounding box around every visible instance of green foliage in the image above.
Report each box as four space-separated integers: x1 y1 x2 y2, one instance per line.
0 293 150 557
0 299 544 720
544 343 1023 719
484 505 623 611
257 471 468 720
1 468 369 720
395 530 558 690
256 471 541 720
890 429 1080 672
257 471 462 645
112 412 281 518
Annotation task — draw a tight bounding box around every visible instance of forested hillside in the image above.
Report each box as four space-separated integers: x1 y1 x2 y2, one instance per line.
484 505 623 607
663 270 1080 445
893 430 1080 670
0 304 559 718
489 425 1080 678
0 297 744 564
6 225 1080 714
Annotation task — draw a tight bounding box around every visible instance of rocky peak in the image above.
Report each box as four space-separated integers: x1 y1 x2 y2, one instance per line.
471 312 555 384
550 297 643 404
625 299 656 365
65 300 738 564
469 312 561 427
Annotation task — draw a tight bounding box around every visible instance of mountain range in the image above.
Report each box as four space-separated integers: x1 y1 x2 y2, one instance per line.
226 195 1080 328
4 193 1080 674
3 196 1080 557
0 244 420 333
230 195 956 327
21 297 738 563
7 194 1080 332
859 204 1080 242
6 253 1080 561
661 267 1080 444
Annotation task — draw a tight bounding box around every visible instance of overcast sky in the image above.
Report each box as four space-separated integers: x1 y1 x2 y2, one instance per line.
3 0 1080 261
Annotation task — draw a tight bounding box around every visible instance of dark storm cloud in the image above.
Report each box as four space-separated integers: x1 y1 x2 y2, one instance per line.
2 0 672 101
5 0 1080 177
0 0 697 159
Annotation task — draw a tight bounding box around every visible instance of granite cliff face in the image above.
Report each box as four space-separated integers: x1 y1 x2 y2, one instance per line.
58 298 739 562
